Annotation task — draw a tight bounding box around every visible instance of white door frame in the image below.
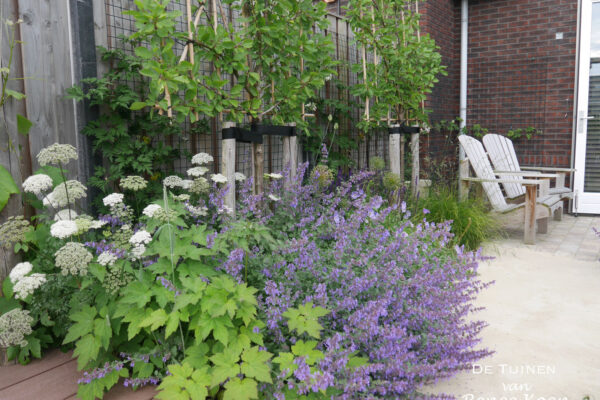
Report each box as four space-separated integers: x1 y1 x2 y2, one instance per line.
573 0 600 214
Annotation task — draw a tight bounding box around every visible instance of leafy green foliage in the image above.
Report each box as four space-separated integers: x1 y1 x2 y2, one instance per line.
126 0 336 126
346 0 445 129
66 47 186 212
0 165 19 212
283 302 329 339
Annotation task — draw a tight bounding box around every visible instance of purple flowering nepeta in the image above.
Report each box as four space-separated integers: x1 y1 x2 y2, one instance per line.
240 165 492 399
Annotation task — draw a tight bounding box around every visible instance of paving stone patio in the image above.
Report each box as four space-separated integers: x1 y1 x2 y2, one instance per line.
499 214 600 261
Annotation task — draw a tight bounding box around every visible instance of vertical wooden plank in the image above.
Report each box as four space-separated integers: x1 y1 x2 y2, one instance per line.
458 158 470 202
389 130 401 177
524 184 537 245
411 132 419 197
19 0 79 173
253 142 264 195
221 122 236 216
400 135 405 182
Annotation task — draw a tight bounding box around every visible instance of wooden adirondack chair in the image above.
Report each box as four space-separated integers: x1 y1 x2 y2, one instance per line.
482 134 574 209
458 135 564 245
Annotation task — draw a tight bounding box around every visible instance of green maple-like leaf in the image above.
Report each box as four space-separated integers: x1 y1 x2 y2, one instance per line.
283 302 329 338
240 346 272 383
291 340 324 366
223 377 258 400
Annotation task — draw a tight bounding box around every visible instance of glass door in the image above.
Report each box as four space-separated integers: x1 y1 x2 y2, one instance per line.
574 0 600 213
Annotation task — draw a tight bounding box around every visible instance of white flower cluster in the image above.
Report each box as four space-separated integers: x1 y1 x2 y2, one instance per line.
54 209 78 221
120 175 147 191
187 205 208 217
42 192 60 208
129 230 152 246
187 167 208 177
265 173 283 180
189 178 210 194
191 152 214 165
268 194 281 202
103 193 124 207
22 174 53 195
50 220 79 239
90 220 108 229
235 172 246 182
163 175 184 188
13 273 46 300
36 143 78 166
55 242 93 276
181 179 193 190
211 174 228 184
0 309 33 348
173 194 190 202
9 262 33 283
97 251 117 267
9 262 46 300
142 204 162 218
49 180 87 207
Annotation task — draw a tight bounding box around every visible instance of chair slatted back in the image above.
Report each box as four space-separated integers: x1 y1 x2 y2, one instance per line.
483 134 526 198
458 135 508 211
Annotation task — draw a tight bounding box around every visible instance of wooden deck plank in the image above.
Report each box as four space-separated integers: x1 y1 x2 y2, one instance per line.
64 382 157 400
0 359 80 400
0 349 74 390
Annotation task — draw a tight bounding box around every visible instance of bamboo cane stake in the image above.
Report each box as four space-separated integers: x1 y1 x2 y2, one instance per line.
179 4 204 63
186 0 200 122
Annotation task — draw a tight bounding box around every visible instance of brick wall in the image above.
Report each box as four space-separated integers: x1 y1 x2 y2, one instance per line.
420 0 462 177
466 0 578 167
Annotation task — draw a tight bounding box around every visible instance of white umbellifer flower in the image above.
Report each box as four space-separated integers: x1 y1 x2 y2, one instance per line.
51 180 87 207
103 193 124 207
120 175 147 191
43 192 60 208
187 167 208 177
130 244 146 260
235 172 246 182
13 273 46 300
129 230 152 246
268 194 281 202
163 175 184 188
0 309 33 348
36 143 78 166
265 173 283 180
90 220 108 229
187 205 208 217
181 180 193 190
54 209 78 221
142 204 162 218
173 194 190 202
9 262 33 283
97 251 117 267
22 174 53 195
211 174 228 184
55 242 93 276
191 152 214 165
50 220 79 239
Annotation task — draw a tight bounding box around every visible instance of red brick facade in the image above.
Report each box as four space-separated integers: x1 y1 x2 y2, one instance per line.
465 0 578 167
326 0 579 168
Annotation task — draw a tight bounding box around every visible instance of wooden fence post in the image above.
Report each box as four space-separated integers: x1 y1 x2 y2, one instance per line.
253 141 264 195
458 158 470 202
389 124 401 178
222 122 236 215
283 123 297 188
411 131 419 197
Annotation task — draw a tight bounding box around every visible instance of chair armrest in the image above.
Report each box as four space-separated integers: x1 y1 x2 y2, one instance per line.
520 166 575 173
461 177 545 186
494 171 559 178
